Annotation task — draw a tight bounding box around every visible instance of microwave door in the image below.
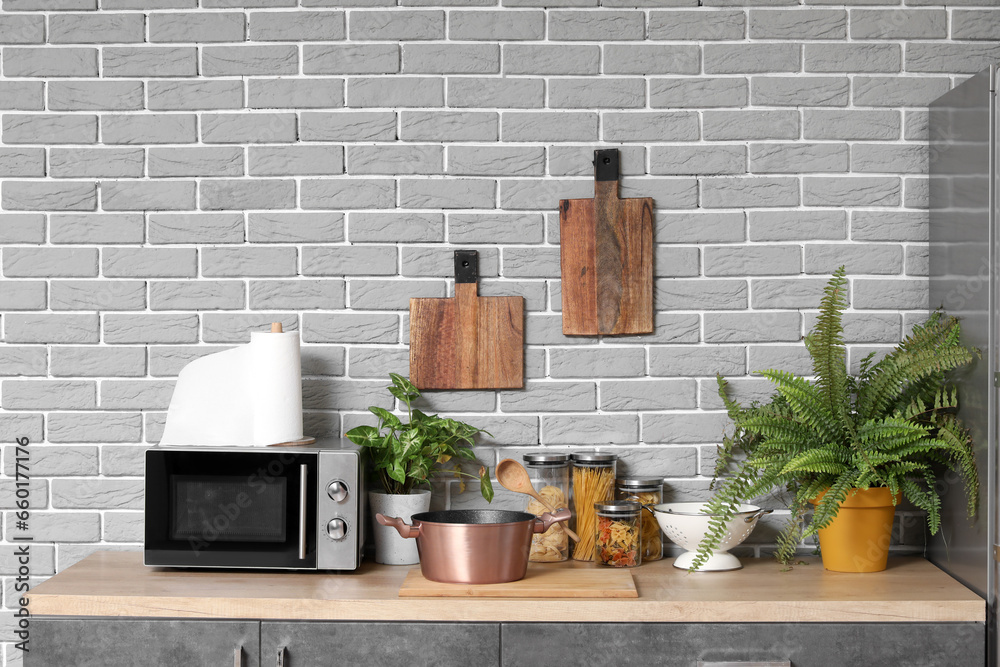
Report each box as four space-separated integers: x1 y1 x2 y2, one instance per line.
145 450 317 569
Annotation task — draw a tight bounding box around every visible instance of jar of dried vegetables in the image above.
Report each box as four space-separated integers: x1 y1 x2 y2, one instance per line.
523 452 571 562
616 477 663 562
594 500 641 568
571 450 617 562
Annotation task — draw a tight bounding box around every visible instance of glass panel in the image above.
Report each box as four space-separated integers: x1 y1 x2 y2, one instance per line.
928 67 993 601
170 475 287 543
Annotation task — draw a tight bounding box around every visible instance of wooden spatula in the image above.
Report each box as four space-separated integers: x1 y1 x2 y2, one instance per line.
496 459 580 542
409 250 524 390
560 148 653 335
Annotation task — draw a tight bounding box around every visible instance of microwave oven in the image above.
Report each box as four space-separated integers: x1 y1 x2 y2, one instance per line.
144 441 364 570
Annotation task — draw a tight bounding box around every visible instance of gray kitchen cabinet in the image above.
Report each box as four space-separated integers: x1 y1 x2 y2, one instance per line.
502 622 986 667
260 621 501 667
25 618 987 666
27 618 260 667
24 554 987 665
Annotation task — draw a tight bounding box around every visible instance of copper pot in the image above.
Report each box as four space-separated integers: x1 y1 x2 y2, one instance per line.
376 508 571 584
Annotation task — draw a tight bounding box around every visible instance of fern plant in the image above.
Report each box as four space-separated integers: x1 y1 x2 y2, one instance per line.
693 266 980 570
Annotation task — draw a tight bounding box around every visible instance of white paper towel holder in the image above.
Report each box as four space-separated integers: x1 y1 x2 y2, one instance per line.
269 436 317 447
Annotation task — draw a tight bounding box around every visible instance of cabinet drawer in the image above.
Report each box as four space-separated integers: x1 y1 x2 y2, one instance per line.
502 622 985 667
261 621 500 667
27 617 260 667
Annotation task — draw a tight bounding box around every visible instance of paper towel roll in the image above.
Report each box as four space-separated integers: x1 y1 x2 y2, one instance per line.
249 330 303 446
159 330 305 447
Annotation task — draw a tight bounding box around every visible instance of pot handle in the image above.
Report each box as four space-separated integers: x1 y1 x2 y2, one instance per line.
533 508 572 533
375 514 421 538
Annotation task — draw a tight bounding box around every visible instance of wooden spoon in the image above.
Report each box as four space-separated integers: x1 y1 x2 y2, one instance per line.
496 458 580 543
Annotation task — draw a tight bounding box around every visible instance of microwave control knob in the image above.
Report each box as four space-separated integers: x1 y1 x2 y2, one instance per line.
327 518 348 541
326 480 349 503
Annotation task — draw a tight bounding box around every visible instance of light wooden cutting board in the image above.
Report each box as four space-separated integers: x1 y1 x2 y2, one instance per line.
409 249 524 390
398 565 637 598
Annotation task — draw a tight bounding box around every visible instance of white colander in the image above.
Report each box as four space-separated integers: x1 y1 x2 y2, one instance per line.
652 502 771 571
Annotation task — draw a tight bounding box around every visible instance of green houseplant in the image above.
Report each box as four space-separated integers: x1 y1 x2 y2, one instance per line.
347 374 494 564
346 373 494 500
694 267 980 572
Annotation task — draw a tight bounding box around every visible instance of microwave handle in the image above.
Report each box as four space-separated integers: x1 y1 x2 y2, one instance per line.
234 646 244 667
298 464 307 560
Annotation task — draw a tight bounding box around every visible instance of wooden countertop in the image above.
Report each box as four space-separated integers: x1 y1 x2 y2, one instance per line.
28 551 983 624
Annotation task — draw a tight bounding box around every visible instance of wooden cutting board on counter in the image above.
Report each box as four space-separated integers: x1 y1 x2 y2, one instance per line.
409 249 524 390
398 566 637 598
560 148 653 336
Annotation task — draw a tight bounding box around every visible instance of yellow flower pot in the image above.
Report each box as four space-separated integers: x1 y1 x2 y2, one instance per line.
810 487 900 573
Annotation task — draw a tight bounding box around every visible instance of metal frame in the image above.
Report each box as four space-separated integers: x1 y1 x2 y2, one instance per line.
991 62 998 667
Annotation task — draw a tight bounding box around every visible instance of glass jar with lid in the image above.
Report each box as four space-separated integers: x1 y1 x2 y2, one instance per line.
594 500 641 567
571 451 617 562
523 452 571 562
616 477 663 562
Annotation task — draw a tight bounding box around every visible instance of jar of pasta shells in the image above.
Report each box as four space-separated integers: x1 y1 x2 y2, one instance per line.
571 451 617 562
616 477 663 562
595 500 641 568
523 452 571 562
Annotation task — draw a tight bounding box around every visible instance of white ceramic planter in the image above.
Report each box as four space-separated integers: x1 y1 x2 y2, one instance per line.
368 489 432 565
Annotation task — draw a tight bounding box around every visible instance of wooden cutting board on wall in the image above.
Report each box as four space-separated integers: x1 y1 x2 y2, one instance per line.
409 250 524 390
560 149 654 336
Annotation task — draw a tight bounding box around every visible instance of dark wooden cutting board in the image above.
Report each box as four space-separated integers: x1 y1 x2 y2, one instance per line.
560 149 653 335
409 250 524 390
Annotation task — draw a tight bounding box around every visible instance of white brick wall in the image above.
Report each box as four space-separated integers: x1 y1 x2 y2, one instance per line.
1 1 996 661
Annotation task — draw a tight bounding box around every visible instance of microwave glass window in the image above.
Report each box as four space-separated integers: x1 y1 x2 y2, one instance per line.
170 475 287 543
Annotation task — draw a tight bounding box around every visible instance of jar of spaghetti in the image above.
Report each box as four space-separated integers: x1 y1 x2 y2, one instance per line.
595 500 641 568
616 477 663 562
523 452 571 562
571 451 617 562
